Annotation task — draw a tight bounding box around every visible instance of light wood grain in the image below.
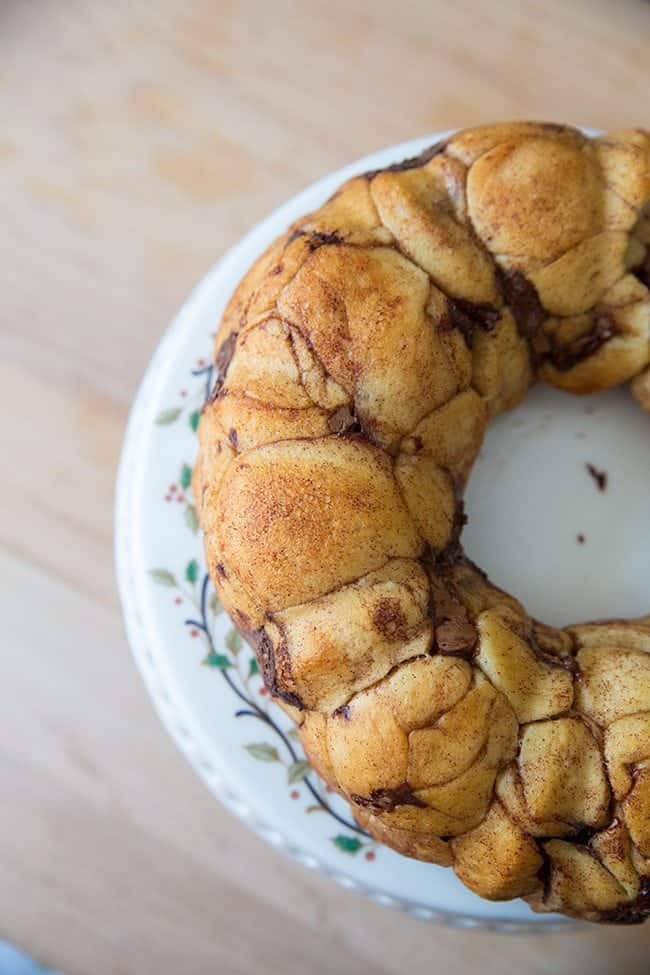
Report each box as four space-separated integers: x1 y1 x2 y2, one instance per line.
1 1 649 971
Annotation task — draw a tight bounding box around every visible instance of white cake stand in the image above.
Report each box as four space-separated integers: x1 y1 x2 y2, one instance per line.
116 132 650 933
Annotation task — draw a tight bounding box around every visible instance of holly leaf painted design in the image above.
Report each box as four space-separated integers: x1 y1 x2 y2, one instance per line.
185 505 199 533
226 630 242 655
332 835 363 854
149 568 177 587
287 760 311 784
203 651 231 669
155 407 181 425
244 743 280 762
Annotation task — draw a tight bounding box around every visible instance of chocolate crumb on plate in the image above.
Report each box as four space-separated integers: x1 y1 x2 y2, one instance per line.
577 533 586 545
586 463 608 492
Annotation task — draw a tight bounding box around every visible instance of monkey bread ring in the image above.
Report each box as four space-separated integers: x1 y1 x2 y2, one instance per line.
193 123 650 923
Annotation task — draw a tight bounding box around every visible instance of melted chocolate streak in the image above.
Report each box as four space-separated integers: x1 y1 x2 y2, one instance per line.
600 877 650 925
446 298 500 346
497 268 546 340
550 316 618 372
208 330 237 402
287 228 344 249
363 138 448 178
350 783 427 813
250 628 305 711
444 265 618 370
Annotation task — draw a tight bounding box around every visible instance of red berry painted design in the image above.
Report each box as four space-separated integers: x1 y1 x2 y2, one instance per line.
170 484 177 493
177 495 184 503
165 495 172 502
290 790 300 800
190 629 198 638
259 687 268 696
365 851 375 862
175 597 182 605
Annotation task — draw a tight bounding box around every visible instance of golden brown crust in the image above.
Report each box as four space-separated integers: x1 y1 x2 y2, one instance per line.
196 122 650 923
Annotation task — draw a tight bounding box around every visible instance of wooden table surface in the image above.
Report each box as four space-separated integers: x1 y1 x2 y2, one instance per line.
2 1 649 972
